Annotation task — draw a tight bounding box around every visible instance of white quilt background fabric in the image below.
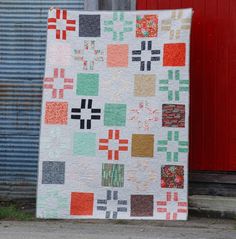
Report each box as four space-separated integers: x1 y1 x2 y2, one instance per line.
37 9 192 220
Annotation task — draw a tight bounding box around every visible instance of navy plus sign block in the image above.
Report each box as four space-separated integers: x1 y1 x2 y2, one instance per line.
132 41 161 71
71 99 101 129
79 14 101 37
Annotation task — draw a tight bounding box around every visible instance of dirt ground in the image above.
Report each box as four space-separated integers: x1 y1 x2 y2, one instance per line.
0 217 235 239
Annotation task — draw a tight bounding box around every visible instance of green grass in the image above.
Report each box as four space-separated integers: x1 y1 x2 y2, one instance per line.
0 205 34 221
114 220 128 224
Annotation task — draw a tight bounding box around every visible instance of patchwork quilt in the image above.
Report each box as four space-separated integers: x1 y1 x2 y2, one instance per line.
37 8 192 220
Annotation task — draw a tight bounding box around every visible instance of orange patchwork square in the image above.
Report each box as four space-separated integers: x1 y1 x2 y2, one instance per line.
70 192 94 216
107 44 128 67
44 102 68 125
163 43 186 66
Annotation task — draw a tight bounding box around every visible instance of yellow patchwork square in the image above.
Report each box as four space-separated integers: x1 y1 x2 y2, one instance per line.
131 134 154 158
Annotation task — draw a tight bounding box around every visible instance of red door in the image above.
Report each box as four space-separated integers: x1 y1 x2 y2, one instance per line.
136 0 236 171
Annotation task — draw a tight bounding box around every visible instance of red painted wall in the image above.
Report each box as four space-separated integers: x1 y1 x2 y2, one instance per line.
136 0 236 171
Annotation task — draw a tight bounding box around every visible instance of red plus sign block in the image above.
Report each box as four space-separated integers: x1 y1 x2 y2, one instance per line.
44 68 74 99
47 9 76 40
99 130 128 160
157 192 187 220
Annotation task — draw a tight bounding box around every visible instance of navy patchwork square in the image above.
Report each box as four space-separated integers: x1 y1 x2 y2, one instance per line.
42 161 65 184
79 14 101 37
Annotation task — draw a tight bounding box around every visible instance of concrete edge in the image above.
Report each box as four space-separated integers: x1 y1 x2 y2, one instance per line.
189 195 236 219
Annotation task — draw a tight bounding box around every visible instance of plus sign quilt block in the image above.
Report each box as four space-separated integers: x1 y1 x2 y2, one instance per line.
37 9 192 221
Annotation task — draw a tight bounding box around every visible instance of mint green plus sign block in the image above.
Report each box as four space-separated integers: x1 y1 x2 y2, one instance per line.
73 132 96 156
157 131 188 162
104 103 127 126
77 73 99 96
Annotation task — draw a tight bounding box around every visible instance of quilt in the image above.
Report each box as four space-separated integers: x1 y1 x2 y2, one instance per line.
37 8 192 220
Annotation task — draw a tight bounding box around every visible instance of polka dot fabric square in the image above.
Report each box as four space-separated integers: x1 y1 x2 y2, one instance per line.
37 8 192 221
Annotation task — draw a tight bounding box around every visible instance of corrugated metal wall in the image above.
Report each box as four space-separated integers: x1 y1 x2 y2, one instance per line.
98 0 136 10
0 0 85 201
0 0 136 201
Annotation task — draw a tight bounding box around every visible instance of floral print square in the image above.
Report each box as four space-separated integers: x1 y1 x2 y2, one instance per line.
136 15 158 38
161 165 184 189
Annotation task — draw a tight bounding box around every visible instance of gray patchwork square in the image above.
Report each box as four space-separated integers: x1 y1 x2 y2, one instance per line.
79 15 100 37
42 161 65 184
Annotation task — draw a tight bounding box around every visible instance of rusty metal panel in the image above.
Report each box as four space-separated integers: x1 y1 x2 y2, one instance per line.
0 0 85 200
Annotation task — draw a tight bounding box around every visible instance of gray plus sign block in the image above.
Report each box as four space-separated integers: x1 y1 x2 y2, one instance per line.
79 14 101 37
42 161 65 184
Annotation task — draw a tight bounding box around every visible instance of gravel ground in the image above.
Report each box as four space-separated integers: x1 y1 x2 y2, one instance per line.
0 217 236 239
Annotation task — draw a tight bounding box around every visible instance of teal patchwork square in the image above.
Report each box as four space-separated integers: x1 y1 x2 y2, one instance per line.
77 73 99 96
104 103 126 126
73 132 96 156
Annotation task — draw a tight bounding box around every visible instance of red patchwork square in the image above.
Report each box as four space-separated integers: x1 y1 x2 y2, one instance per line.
44 102 68 125
163 43 186 66
70 192 94 216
